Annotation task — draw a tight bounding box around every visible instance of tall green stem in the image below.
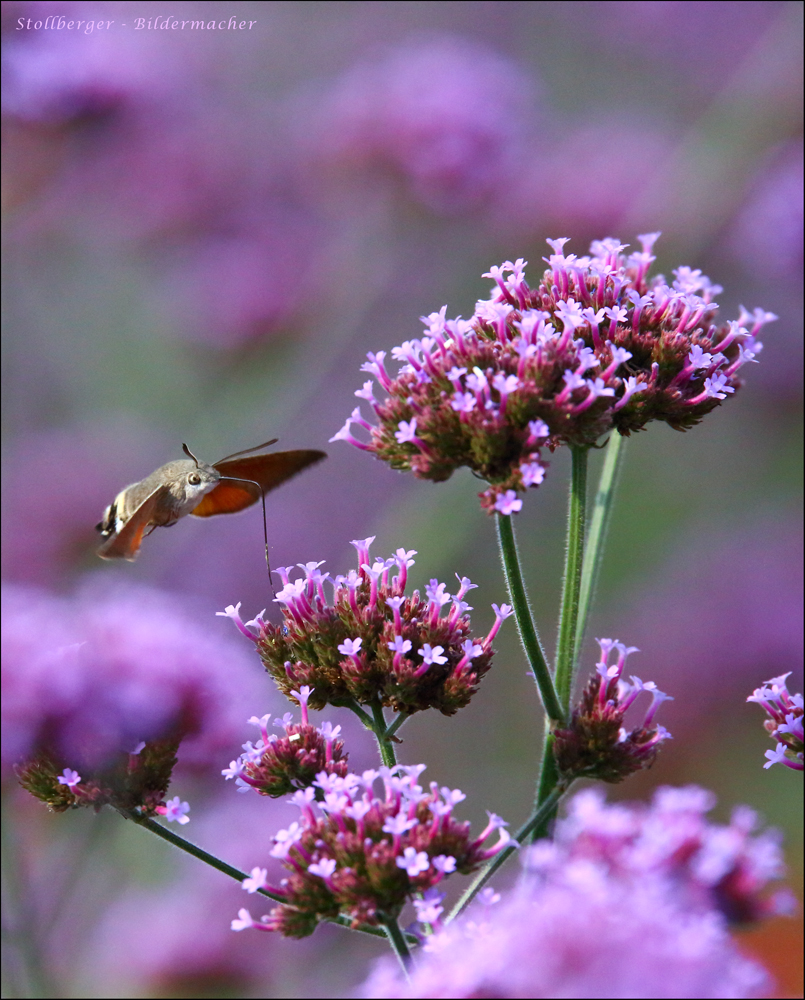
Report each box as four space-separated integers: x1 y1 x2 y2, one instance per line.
554 445 588 708
495 513 563 723
528 446 588 842
573 433 626 667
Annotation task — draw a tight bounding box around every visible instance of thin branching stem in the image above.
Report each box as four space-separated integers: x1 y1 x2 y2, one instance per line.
529 446 588 841
554 445 588 709
379 914 414 979
445 782 569 923
495 513 563 723
573 433 626 668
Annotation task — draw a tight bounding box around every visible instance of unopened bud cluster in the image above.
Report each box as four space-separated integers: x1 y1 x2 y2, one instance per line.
552 639 672 782
231 763 511 938
747 673 804 772
220 538 510 716
15 738 184 820
222 689 349 797
333 234 775 511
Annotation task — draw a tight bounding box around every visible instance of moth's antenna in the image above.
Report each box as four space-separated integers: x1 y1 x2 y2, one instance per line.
219 476 274 597
216 438 279 463
182 443 201 467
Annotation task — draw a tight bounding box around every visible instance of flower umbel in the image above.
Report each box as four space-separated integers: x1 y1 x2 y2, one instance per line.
222 540 503 716
334 236 775 511
15 738 182 818
747 673 804 771
222 700 349 798
552 638 672 782
236 764 511 938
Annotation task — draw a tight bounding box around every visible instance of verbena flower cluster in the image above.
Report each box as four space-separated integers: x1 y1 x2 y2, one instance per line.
219 538 510 716
363 785 789 998
231 762 511 938
333 234 776 511
3 580 266 828
552 638 673 782
748 673 804 772
15 740 186 821
222 687 349 797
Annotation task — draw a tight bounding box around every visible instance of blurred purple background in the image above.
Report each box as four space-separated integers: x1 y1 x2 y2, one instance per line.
2 2 802 996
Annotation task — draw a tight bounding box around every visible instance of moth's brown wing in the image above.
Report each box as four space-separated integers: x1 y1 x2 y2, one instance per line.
97 485 172 561
191 450 325 518
190 481 261 517
213 450 326 496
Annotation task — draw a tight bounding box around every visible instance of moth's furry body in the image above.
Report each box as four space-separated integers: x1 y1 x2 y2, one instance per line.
95 442 325 561
97 459 220 538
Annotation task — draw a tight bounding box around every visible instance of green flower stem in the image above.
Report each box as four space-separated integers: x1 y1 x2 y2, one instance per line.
379 914 414 978
345 700 375 730
138 816 413 943
573 433 626 669
346 699 400 765
530 732 560 841
138 815 285 902
528 446 589 842
385 712 410 740
371 699 398 768
554 445 589 709
445 782 568 924
495 513 563 723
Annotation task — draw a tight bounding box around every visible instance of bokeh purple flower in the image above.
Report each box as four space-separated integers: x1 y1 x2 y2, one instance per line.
307 35 537 213
0 421 165 586
2 578 268 775
2 6 325 347
363 784 788 998
728 141 804 281
497 117 674 238
2 6 175 123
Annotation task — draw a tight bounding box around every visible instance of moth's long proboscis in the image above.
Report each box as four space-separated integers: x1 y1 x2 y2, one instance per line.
218 475 273 592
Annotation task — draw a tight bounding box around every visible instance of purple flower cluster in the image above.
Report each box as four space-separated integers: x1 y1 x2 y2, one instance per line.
220 538 511 716
310 35 535 213
363 785 789 998
2 580 263 775
747 673 804 772
546 785 793 926
222 688 349 798
231 763 511 938
552 638 673 782
333 235 775 512
15 740 183 820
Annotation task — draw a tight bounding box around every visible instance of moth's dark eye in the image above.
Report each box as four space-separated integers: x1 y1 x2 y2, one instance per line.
188 473 202 485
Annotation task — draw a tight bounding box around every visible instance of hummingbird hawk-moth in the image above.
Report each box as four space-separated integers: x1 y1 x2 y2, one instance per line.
96 439 325 560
